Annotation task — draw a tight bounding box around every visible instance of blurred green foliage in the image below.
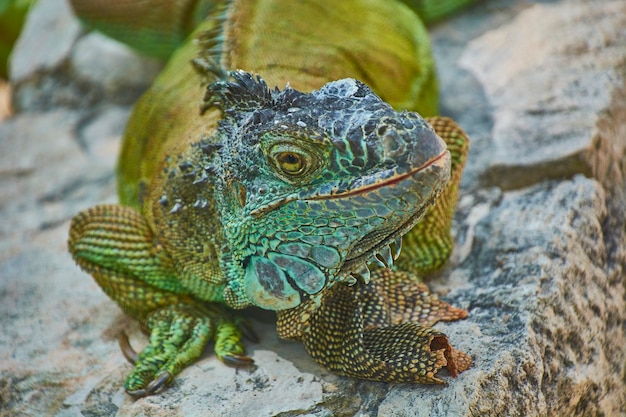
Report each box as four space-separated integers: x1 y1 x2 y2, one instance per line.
0 0 35 79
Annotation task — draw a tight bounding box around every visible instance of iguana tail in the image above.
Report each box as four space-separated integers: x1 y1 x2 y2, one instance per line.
69 0 219 59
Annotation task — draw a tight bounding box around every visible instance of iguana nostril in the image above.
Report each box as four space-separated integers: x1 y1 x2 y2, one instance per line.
382 130 406 160
411 128 447 166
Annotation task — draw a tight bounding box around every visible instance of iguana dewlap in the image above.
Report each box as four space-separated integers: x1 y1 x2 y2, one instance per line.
68 0 472 396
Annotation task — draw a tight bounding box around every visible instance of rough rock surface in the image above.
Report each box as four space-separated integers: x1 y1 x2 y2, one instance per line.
1 0 624 416
460 1 626 191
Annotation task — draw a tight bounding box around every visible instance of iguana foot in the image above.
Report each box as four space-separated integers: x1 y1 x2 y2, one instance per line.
121 303 253 396
278 269 470 383
69 205 256 395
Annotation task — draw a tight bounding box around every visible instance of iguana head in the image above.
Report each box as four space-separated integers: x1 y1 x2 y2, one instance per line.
206 71 450 310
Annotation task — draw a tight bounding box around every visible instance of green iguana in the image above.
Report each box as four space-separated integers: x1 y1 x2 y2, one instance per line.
68 0 473 396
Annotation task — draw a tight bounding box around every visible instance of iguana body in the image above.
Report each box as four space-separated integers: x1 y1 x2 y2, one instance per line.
68 0 472 396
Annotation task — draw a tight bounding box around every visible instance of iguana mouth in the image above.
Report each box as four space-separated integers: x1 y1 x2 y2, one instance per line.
338 150 451 282
309 150 450 201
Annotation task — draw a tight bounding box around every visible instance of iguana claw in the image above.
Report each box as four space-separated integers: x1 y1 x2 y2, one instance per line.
127 371 172 397
221 354 255 367
118 332 138 365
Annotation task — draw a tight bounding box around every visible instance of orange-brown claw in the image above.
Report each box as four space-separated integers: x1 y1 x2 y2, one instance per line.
118 332 139 365
222 353 255 367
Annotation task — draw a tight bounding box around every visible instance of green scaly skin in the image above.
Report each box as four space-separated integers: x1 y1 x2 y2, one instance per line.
68 0 473 396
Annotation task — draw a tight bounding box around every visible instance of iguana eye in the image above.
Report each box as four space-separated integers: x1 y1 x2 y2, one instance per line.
276 151 305 175
264 138 325 182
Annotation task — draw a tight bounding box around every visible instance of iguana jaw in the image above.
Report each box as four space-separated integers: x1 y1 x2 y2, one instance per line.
338 149 451 281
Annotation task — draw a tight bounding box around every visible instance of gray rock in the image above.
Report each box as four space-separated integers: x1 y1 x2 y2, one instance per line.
70 32 163 105
459 0 626 191
449 177 624 417
9 0 162 112
1 0 624 416
9 0 81 83
0 110 114 238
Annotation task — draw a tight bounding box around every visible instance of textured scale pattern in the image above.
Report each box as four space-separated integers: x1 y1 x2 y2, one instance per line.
277 271 471 384
68 0 474 396
294 282 461 383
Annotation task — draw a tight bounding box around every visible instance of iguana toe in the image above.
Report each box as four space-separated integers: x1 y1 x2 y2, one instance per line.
358 269 469 328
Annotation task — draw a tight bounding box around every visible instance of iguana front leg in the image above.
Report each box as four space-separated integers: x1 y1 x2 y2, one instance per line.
278 270 470 383
68 205 252 395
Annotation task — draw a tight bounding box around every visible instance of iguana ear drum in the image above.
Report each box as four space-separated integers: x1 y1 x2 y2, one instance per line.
244 254 327 310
